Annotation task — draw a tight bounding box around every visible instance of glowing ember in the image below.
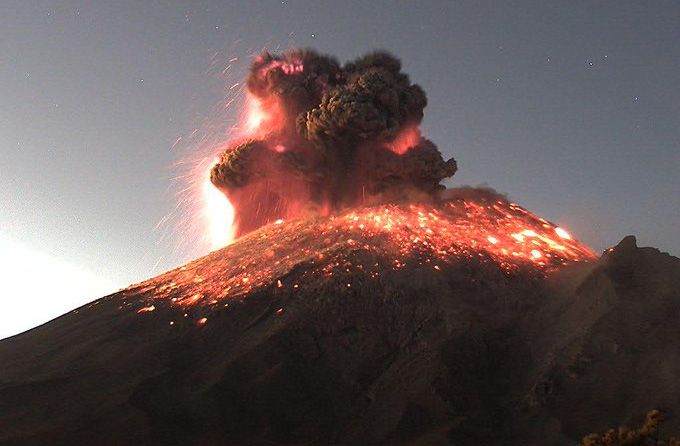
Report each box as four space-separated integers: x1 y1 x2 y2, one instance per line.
124 195 596 312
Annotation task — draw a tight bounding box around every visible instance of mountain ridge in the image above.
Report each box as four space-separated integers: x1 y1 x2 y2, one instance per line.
1 211 678 445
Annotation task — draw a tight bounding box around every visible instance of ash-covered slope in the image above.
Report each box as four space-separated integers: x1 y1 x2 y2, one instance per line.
0 202 678 445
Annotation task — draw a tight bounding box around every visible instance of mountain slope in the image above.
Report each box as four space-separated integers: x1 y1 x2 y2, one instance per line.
1 201 678 445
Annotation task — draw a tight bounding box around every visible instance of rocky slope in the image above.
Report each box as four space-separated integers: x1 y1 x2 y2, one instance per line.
0 204 678 446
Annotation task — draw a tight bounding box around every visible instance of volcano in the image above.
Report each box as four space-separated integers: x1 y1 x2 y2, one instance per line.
3 48 678 445
1 195 679 446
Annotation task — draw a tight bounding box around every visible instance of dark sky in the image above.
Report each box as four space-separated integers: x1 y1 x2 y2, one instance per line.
1 0 679 332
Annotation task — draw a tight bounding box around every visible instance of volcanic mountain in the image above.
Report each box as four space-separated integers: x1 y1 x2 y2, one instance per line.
1 193 679 446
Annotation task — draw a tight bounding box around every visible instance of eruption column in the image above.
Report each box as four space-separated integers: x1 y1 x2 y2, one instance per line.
209 49 457 238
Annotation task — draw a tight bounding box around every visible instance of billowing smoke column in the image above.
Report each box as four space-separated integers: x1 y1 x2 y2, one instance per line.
210 49 457 237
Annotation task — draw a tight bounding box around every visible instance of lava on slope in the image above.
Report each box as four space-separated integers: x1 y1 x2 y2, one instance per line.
123 190 595 321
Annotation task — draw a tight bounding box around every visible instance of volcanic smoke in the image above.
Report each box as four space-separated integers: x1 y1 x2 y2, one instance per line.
210 49 457 237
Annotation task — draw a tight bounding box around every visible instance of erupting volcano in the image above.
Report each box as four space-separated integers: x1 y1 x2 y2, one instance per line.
209 49 457 238
203 48 592 273
2 49 679 446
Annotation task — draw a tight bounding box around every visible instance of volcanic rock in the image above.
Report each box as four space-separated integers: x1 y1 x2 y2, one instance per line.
1 210 679 445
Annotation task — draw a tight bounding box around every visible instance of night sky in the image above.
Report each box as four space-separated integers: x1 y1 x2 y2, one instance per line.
1 0 679 338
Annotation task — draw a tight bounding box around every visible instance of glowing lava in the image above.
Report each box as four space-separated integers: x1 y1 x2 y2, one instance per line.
125 194 596 317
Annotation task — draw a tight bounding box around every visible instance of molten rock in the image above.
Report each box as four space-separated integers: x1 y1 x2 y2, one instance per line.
210 49 457 237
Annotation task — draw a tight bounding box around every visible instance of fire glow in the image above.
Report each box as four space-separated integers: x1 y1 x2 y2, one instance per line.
126 195 595 316
243 95 283 138
202 162 235 249
386 125 421 155
198 92 281 248
244 96 268 135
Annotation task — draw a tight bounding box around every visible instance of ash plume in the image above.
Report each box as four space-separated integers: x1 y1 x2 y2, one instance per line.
210 49 457 237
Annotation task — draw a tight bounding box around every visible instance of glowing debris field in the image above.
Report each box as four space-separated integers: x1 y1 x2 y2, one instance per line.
121 194 595 319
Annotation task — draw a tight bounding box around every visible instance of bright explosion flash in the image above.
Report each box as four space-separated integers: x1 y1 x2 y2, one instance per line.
245 96 266 134
196 93 276 248
161 50 249 260
202 160 235 249
243 95 280 138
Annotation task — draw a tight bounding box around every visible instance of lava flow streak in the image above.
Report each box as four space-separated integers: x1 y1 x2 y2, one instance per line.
124 194 595 314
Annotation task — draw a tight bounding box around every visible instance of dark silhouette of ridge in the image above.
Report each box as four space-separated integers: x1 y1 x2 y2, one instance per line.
1 230 678 446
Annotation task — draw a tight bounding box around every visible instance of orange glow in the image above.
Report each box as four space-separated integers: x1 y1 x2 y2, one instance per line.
555 227 571 239
137 305 155 313
385 125 421 155
201 160 235 250
245 96 266 134
243 94 283 138
125 196 596 313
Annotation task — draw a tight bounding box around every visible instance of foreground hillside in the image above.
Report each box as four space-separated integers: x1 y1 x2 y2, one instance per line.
0 201 678 445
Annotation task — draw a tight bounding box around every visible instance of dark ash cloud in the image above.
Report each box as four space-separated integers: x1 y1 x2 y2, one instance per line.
211 49 457 237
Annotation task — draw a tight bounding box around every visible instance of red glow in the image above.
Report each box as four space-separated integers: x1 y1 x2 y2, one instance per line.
257 59 304 79
385 125 421 155
243 95 284 138
126 196 596 313
202 160 235 249
245 96 267 134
